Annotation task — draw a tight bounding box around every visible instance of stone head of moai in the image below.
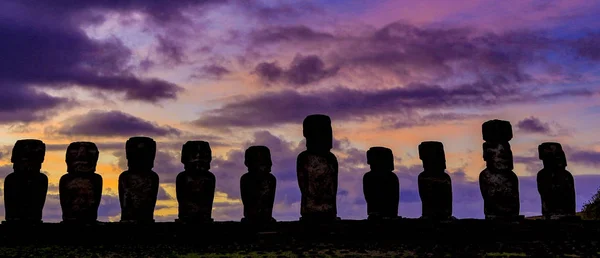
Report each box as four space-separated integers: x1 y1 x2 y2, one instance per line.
482 119 513 143
11 139 46 173
483 142 514 171
303 114 333 152
419 141 446 171
125 137 156 171
181 141 211 172
366 147 394 171
65 142 99 173
245 145 272 174
539 142 567 169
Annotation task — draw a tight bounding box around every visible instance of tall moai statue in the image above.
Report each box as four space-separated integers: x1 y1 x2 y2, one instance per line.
176 141 215 223
59 142 103 224
363 147 399 220
3 139 48 224
240 146 276 223
297 114 339 222
479 120 523 220
537 142 578 220
418 141 453 220
118 137 159 223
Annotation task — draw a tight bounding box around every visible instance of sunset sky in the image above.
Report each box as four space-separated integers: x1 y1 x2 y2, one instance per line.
1 0 600 222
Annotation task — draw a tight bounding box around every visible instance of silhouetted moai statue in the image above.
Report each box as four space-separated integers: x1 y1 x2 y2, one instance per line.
537 142 579 220
3 139 48 224
418 141 453 220
119 137 159 223
240 146 276 223
176 141 215 223
479 120 523 220
297 114 340 222
59 142 103 224
363 147 399 220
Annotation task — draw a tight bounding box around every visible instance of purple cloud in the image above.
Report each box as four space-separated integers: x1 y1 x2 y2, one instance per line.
192 64 231 80
516 116 551 134
55 110 181 137
570 150 600 167
253 55 339 86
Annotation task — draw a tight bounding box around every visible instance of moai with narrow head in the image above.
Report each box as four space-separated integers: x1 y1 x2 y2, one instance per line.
297 114 339 222
176 141 215 223
479 120 522 220
119 137 159 223
3 139 48 224
240 146 276 223
537 142 578 220
418 141 453 220
363 147 399 220
59 142 103 224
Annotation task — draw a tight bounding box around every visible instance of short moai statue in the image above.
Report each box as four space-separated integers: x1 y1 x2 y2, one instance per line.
118 137 159 223
59 142 103 224
417 141 453 220
176 141 215 223
479 120 523 220
363 147 399 220
537 142 578 220
297 114 339 222
240 146 276 223
3 139 48 224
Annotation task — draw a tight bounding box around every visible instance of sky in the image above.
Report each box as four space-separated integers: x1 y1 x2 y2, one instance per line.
1 0 600 222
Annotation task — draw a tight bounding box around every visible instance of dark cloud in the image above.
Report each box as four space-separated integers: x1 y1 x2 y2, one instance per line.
54 110 181 137
570 150 600 167
514 155 542 174
0 86 73 124
156 35 186 66
250 25 335 45
192 64 231 80
158 185 174 200
193 83 595 129
516 116 551 134
253 55 339 86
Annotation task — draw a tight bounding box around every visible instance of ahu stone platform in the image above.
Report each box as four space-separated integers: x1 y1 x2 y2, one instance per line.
1 219 600 257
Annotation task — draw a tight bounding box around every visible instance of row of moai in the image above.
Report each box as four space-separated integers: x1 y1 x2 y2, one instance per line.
2 115 578 224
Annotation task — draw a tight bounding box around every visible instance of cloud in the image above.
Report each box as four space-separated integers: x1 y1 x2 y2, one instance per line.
570 150 600 167
192 64 231 80
253 55 340 86
0 86 73 124
516 116 551 134
193 83 595 129
54 110 181 137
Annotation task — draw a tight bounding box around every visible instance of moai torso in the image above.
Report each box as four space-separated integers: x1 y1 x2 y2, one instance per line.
119 137 159 223
297 114 339 221
176 141 215 223
479 120 521 220
240 146 276 223
417 141 452 220
363 147 399 219
3 139 48 224
537 142 576 219
59 142 103 223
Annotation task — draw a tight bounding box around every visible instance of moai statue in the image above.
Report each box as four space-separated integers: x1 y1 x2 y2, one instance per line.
118 137 159 223
3 139 48 224
417 141 453 220
240 146 276 223
297 114 339 222
59 142 103 224
537 142 578 220
363 147 399 220
176 141 215 223
479 120 523 220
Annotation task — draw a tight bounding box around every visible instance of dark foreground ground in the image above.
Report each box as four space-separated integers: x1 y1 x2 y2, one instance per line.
0 219 599 257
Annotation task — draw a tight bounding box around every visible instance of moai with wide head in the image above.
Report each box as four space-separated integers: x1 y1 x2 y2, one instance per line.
118 137 159 223
418 141 453 220
363 147 399 220
240 146 276 223
537 142 578 220
3 139 48 224
479 120 523 220
297 114 339 222
59 142 103 224
176 141 215 223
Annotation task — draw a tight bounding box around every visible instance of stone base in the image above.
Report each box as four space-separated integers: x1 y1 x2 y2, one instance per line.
120 219 155 224
175 218 213 224
241 217 276 224
367 215 402 220
547 215 581 221
2 220 43 225
419 215 456 221
299 216 341 223
60 220 100 225
485 215 525 221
